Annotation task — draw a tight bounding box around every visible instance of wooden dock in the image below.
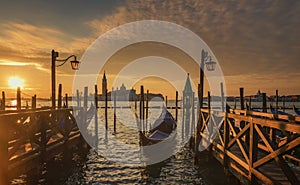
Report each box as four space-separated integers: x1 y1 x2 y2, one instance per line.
0 108 88 185
198 108 300 185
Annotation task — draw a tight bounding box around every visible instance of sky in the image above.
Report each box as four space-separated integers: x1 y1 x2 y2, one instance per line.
0 0 299 98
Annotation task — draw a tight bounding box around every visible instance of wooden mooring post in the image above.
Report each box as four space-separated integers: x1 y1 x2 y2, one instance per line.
175 91 178 121
105 88 108 130
58 84 62 109
65 93 68 108
76 89 80 108
1 91 5 110
94 85 99 149
32 95 36 110
276 89 279 111
220 82 224 112
240 87 244 110
17 87 21 111
146 90 149 130
140 86 144 133
113 90 116 133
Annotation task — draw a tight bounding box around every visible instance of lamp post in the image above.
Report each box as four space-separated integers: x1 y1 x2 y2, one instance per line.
51 49 80 109
195 49 216 161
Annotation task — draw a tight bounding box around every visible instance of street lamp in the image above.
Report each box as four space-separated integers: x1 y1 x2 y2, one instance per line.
195 49 216 161
51 49 80 108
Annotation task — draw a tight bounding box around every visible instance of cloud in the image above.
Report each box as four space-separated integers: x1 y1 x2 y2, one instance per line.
85 0 300 76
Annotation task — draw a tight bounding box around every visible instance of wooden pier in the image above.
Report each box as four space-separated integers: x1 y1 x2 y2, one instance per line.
198 108 300 185
0 107 88 185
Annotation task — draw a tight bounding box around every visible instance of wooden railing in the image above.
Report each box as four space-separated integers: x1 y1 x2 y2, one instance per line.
199 108 300 185
0 108 83 185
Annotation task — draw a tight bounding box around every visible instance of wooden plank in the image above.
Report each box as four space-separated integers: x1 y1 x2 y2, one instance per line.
249 120 258 184
254 136 300 168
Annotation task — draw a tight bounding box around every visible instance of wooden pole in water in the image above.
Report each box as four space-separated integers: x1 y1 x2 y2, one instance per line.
17 87 21 111
65 93 68 108
134 99 137 111
175 91 178 121
114 90 116 133
262 93 267 113
234 97 236 109
105 88 108 130
1 91 5 110
32 95 36 110
58 84 62 109
76 89 80 108
208 91 211 112
165 96 168 108
140 86 144 133
94 85 98 148
83 87 88 126
275 89 279 111
146 90 149 131
239 87 244 110
220 83 224 112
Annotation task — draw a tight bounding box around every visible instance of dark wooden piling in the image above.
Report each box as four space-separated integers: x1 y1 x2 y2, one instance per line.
239 87 244 110
105 88 108 130
140 86 144 133
94 85 98 148
113 90 116 133
234 97 236 109
32 95 36 110
146 90 149 130
83 87 88 126
1 91 5 110
262 93 267 113
165 96 168 108
76 89 80 107
275 89 279 111
134 99 137 111
175 91 178 121
17 87 21 111
221 83 224 112
65 93 68 108
58 84 62 109
208 91 211 111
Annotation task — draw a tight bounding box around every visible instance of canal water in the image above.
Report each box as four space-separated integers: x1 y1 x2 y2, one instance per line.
9 100 300 184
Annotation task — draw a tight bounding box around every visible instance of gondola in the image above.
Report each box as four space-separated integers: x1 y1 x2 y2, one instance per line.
139 109 177 146
270 104 290 116
293 105 300 116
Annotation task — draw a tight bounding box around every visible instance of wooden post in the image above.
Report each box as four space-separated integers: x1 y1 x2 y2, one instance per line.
105 88 108 130
220 83 224 112
58 84 62 109
262 93 267 113
239 87 244 110
275 89 279 111
1 91 5 110
140 86 144 133
76 89 80 108
32 95 36 110
134 99 137 111
165 96 168 108
0 116 8 185
84 87 88 125
65 93 68 108
113 89 116 133
94 85 98 149
146 90 149 131
249 119 258 184
175 91 178 121
17 87 21 111
208 91 211 112
223 113 229 169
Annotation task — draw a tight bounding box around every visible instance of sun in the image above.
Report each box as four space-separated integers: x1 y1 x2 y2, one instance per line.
8 77 24 89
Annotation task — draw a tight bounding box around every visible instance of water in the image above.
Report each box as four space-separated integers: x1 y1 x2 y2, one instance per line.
9 99 300 184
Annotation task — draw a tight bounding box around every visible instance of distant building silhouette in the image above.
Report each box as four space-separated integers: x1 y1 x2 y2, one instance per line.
102 71 107 96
